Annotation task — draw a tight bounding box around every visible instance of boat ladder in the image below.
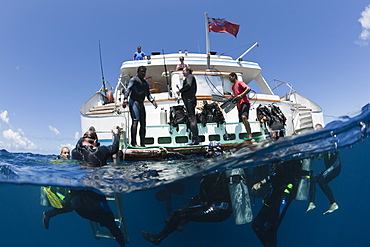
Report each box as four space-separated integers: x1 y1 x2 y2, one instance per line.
89 193 130 244
292 104 314 133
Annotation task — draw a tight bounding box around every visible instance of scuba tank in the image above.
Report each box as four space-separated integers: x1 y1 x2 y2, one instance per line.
295 158 313 201
160 108 168 125
225 168 253 225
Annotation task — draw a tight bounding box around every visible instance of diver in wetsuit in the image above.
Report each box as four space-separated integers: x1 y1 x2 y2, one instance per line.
252 159 302 247
123 66 158 147
142 142 232 245
177 67 199 145
71 128 120 167
43 189 125 247
306 151 341 215
43 128 125 246
306 123 341 215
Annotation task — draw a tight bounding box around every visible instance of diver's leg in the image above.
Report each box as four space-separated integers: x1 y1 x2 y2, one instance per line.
129 101 140 146
306 176 317 213
138 102 146 147
240 103 252 138
42 200 74 229
142 208 191 245
184 100 199 145
252 190 281 247
318 168 340 215
100 213 125 247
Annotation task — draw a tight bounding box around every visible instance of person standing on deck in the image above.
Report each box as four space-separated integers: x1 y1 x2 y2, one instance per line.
177 67 199 145
133 46 146 60
229 72 253 139
123 66 158 147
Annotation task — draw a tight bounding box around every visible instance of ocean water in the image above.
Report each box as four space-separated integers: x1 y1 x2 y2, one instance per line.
0 104 369 247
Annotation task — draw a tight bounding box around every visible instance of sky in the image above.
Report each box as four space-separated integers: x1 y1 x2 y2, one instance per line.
0 0 369 155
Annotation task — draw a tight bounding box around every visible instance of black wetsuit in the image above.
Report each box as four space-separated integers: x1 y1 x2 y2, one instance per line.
309 152 341 204
124 76 155 146
44 189 125 247
179 74 199 143
71 133 119 167
252 159 302 247
44 135 124 246
143 172 232 244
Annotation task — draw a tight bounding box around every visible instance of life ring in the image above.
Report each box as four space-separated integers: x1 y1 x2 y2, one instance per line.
107 91 114 103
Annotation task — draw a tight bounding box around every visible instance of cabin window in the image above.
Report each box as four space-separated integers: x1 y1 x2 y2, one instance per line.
239 133 249 140
145 137 155 145
175 136 189 143
223 133 236 141
209 134 220 141
158 137 172 144
199 135 205 142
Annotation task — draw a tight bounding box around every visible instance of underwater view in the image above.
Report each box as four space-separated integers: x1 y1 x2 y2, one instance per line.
0 104 369 247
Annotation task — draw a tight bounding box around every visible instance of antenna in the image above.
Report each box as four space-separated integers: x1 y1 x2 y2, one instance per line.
99 40 107 96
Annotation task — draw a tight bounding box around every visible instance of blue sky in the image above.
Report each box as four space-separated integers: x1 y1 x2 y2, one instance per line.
1 0 369 154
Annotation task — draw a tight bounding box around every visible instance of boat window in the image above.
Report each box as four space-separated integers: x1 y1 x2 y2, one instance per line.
145 137 155 145
199 135 205 142
194 75 230 95
175 136 189 143
239 133 249 140
158 137 172 144
223 133 236 141
209 134 221 141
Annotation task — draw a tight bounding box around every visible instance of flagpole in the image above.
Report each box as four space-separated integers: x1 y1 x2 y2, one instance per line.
204 12 210 70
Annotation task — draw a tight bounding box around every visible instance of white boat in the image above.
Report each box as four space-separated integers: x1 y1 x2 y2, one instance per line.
79 43 323 161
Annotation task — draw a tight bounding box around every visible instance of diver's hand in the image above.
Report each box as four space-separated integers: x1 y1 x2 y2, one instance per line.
252 183 261 191
252 179 266 191
112 128 120 135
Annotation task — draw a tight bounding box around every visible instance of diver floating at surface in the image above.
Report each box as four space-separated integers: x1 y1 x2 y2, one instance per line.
42 127 126 247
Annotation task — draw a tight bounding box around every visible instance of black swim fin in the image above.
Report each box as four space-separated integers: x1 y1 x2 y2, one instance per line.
211 94 228 102
220 97 238 113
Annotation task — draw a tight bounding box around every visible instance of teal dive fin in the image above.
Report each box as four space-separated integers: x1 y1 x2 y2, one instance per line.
226 168 253 225
220 97 238 113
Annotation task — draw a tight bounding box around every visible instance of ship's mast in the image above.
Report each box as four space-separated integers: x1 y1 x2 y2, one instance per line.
205 12 211 70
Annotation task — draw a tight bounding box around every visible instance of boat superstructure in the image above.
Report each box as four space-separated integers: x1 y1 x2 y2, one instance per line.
79 44 324 160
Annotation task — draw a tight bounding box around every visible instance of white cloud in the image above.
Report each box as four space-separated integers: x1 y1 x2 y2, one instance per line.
356 4 370 46
49 125 60 135
0 110 9 124
2 129 37 150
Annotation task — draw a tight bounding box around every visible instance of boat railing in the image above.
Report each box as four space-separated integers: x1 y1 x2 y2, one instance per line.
271 79 297 102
